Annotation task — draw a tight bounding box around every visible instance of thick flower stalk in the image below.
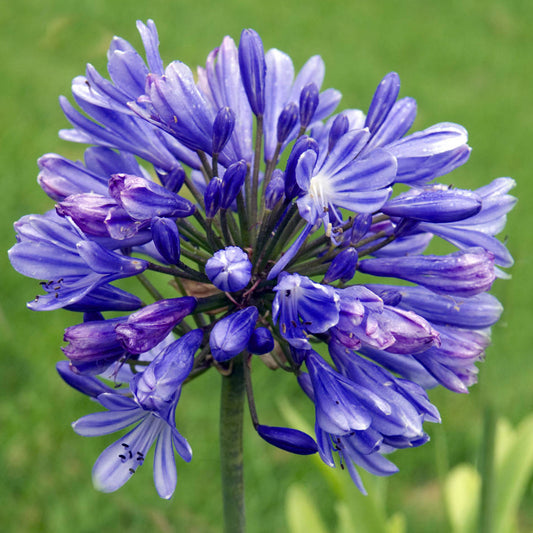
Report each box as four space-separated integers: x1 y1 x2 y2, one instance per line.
9 18 515 524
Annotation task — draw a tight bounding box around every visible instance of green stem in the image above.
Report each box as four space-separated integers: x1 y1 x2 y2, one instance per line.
220 354 246 533
479 406 496 533
250 115 264 238
136 273 164 302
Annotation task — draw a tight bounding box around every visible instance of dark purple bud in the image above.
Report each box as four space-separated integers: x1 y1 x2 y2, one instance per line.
349 213 372 244
204 177 223 218
212 107 236 154
299 82 319 130
221 160 247 209
131 329 203 411
248 327 274 355
62 317 126 374
323 247 358 283
238 29 266 116
328 113 350 152
109 174 195 220
382 186 482 223
56 193 118 237
205 246 252 292
285 136 319 200
157 165 186 194
115 297 197 354
264 169 285 210
276 102 299 145
256 425 318 455
210 306 259 362
151 217 181 264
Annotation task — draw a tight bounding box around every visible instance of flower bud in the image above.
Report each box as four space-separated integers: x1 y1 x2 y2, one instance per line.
204 177 223 218
264 169 285 210
359 248 496 297
382 186 482 223
276 102 298 145
221 160 247 209
299 82 319 130
205 246 252 292
56 193 117 237
151 217 181 264
210 306 258 362
62 317 126 374
109 174 195 220
248 327 274 355
212 107 236 154
256 425 318 455
328 113 350 152
323 247 358 283
115 297 197 354
349 213 372 244
157 165 186 194
131 329 203 411
238 29 266 116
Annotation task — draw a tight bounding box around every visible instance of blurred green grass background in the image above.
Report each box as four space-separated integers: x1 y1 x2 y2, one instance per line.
0 0 531 531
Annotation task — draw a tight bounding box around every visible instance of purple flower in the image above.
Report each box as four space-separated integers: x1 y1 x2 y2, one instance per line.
9 212 147 311
11 22 514 499
359 248 496 297
69 330 202 498
63 317 127 374
419 177 517 269
115 297 197 354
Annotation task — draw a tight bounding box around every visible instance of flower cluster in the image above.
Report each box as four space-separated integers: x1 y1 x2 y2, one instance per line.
9 20 515 498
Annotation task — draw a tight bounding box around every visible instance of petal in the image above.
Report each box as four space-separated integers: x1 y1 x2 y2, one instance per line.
73 407 145 437
92 415 163 493
153 424 178 499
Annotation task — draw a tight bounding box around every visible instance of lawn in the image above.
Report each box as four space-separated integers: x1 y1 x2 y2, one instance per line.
1 0 531 531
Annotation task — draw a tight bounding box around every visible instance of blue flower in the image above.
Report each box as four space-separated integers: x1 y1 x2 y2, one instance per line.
205 246 252 292
11 21 515 498
272 273 340 349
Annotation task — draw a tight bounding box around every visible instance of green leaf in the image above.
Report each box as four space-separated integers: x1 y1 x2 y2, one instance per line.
286 484 329 533
492 414 533 533
444 463 481 533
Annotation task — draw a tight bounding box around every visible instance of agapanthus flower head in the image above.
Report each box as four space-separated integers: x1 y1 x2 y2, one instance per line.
10 19 515 500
